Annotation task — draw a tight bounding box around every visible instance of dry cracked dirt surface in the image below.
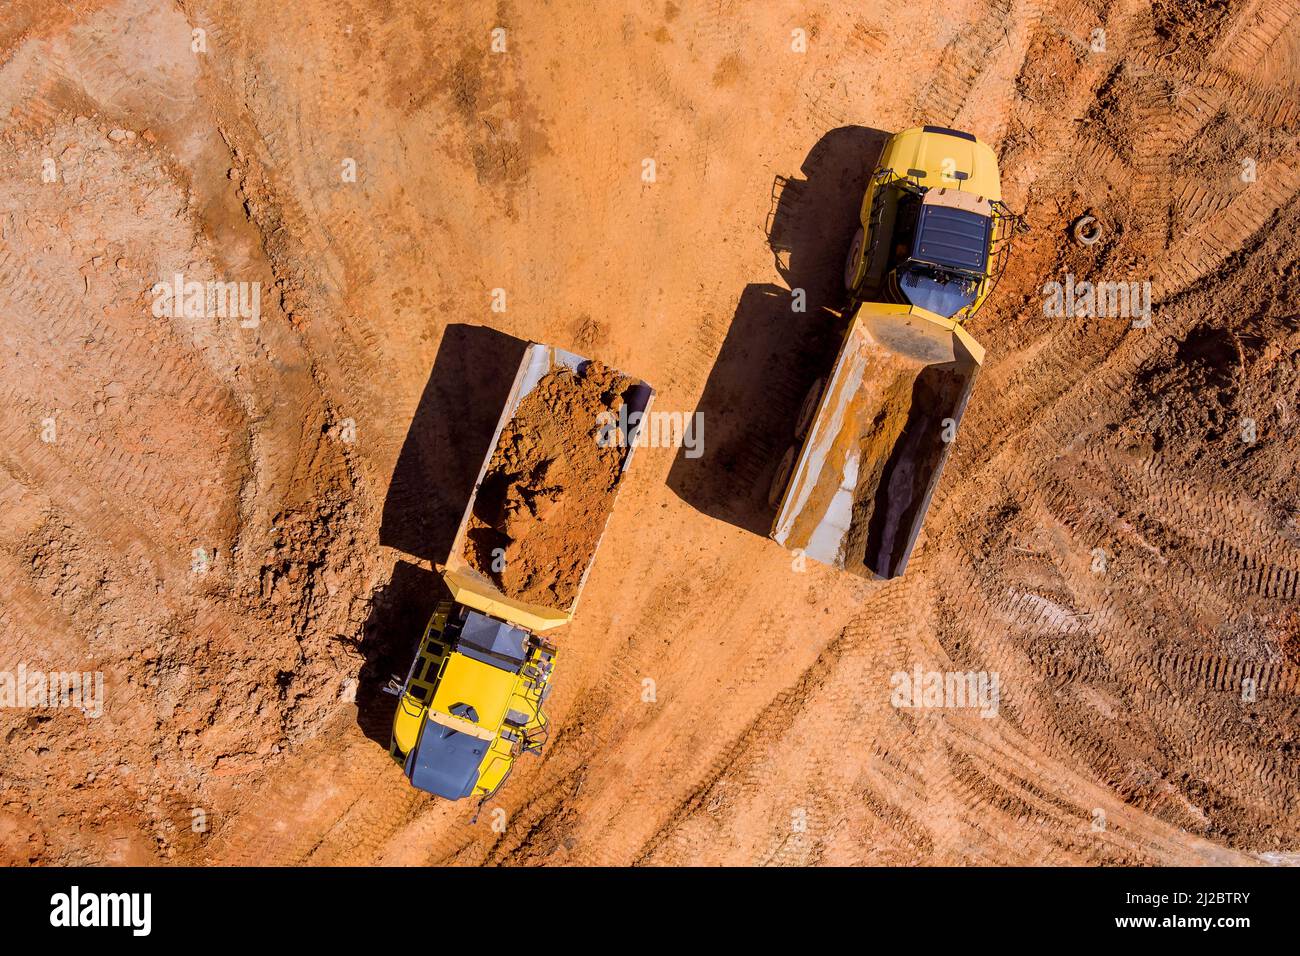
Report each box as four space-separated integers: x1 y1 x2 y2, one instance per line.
1 0 1298 866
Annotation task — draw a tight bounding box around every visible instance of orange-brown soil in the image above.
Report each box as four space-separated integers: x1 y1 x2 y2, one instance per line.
464 362 631 608
0 0 1297 866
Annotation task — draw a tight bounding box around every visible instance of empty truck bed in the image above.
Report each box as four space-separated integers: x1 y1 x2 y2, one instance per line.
770 303 982 579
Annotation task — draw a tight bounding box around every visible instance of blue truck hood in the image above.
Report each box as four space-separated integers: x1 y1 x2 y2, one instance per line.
405 720 487 799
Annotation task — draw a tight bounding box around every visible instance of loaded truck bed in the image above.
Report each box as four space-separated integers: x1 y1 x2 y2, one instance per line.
443 343 654 632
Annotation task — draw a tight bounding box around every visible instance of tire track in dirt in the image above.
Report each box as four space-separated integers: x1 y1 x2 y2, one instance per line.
1206 0 1300 91
7 0 1298 866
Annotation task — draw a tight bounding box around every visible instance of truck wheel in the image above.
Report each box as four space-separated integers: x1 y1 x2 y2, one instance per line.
843 226 865 291
768 446 796 509
794 377 824 440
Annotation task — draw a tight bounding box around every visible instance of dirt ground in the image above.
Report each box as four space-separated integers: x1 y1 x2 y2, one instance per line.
1 0 1298 865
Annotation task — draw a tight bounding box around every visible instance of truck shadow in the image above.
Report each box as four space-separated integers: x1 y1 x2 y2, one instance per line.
668 125 888 536
351 559 449 746
359 324 527 747
380 323 529 562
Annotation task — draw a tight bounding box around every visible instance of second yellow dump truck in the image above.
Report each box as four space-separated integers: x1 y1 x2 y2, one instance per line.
769 126 1016 579
388 344 653 805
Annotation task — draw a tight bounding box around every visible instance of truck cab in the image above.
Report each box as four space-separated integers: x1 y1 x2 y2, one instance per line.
389 602 555 802
843 125 1015 321
385 343 652 807
768 126 1016 579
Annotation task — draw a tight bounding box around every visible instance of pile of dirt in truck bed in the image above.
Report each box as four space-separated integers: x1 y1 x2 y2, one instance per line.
463 362 632 608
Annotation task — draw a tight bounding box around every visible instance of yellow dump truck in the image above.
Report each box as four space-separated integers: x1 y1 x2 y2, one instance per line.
769 126 1016 578
389 344 653 804
390 601 556 802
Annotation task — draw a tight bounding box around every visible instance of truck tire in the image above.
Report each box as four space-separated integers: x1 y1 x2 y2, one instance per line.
843 226 865 291
794 377 824 440
768 446 796 509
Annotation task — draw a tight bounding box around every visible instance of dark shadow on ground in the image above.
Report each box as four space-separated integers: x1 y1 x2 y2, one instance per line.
359 323 527 746
379 324 529 562
668 125 889 535
351 559 451 746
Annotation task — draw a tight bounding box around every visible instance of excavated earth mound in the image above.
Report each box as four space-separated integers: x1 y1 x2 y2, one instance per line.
464 362 631 608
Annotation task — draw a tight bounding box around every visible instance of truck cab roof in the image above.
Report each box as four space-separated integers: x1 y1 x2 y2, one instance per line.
912 188 993 276
876 185 993 318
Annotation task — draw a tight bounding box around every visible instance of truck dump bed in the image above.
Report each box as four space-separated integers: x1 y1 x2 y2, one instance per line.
443 343 654 632
770 303 982 579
